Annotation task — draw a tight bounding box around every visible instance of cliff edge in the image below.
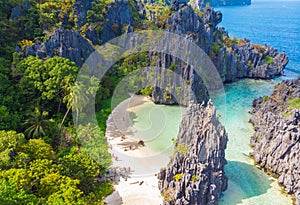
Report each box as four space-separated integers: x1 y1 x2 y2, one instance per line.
158 101 228 204
250 77 300 204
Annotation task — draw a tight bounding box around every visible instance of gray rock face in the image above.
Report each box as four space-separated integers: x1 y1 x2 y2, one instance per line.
215 43 289 82
17 28 95 66
151 5 288 105
73 0 95 28
158 101 228 204
84 0 134 45
250 76 300 204
100 0 134 44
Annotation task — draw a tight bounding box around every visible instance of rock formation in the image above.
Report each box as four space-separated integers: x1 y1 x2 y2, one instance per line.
250 76 300 204
14 1 288 106
158 101 228 204
151 5 288 105
19 28 95 66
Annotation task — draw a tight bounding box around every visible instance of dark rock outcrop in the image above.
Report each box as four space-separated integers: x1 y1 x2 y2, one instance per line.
100 0 134 44
151 5 288 105
16 28 95 66
158 101 228 204
250 76 300 204
73 0 95 28
14 2 288 107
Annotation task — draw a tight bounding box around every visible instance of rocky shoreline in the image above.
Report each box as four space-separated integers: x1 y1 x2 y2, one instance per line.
158 101 228 204
250 77 300 204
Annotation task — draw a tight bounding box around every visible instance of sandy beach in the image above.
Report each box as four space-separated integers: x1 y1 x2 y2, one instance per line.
104 95 170 205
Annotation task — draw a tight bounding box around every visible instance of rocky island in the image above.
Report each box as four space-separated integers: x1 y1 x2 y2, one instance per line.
250 77 300 204
158 101 228 204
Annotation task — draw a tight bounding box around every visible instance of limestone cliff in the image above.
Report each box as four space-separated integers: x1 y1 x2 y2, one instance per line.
250 77 300 204
14 1 288 106
151 5 288 105
158 101 228 204
18 28 95 66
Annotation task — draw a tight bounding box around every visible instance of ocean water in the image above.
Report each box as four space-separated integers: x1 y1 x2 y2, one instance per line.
127 1 299 204
216 0 300 77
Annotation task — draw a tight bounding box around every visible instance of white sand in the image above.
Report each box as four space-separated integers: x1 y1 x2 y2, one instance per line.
104 95 168 205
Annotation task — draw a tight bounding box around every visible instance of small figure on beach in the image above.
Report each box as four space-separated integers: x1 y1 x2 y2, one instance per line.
121 135 126 141
138 140 145 147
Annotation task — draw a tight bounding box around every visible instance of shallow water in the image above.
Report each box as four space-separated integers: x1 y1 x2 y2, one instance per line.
128 103 185 156
216 79 293 204
129 78 293 204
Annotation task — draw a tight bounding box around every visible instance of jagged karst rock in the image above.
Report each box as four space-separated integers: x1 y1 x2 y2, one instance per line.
250 76 300 204
73 0 95 28
16 28 95 66
100 0 134 44
14 1 288 108
158 101 228 204
11 2 30 21
151 5 288 105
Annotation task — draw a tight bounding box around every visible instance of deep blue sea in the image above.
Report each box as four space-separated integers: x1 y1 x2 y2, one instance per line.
216 0 300 77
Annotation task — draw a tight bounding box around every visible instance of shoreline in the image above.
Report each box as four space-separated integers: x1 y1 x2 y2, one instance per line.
104 95 168 205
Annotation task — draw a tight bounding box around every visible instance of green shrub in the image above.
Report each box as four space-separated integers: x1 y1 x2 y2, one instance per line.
262 96 269 102
174 143 188 155
263 56 274 64
288 98 300 109
211 42 220 56
173 173 183 182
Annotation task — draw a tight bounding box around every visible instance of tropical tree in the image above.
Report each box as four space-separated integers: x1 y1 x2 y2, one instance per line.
38 173 84 204
23 107 53 139
0 130 26 169
20 139 56 161
59 152 102 193
0 180 42 205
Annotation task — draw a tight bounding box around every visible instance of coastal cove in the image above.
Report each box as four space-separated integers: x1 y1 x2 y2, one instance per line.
121 79 293 204
105 1 300 204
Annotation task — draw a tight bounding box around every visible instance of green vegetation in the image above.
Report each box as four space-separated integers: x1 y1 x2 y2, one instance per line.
162 188 175 203
173 173 183 182
191 175 201 182
212 42 221 56
263 55 274 64
223 36 247 48
262 96 269 102
282 97 300 118
174 143 189 155
288 98 300 109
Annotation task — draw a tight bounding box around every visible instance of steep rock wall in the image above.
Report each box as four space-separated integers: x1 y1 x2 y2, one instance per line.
158 101 228 204
250 77 300 204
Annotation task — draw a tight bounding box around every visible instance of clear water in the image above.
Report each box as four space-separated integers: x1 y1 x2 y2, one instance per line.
216 0 300 76
128 103 185 155
128 1 300 204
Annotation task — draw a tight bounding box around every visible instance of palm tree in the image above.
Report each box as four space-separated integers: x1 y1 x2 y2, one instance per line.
60 82 89 128
23 107 52 138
